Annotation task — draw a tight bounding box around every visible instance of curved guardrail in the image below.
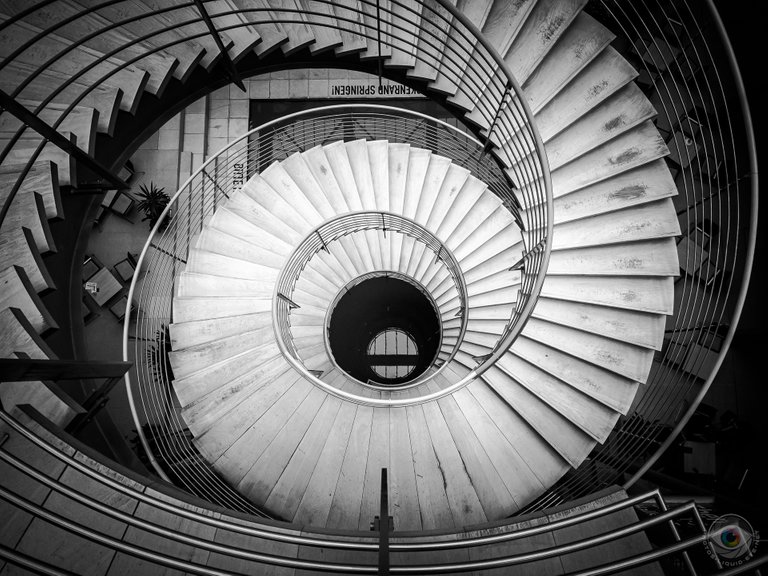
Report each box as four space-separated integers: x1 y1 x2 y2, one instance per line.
0 0 755 544
2 407 745 575
523 0 758 512
274 211 468 390
124 104 545 501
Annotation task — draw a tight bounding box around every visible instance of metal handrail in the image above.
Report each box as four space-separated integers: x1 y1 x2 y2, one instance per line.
621 0 758 486
0 478 711 575
124 104 543 498
273 210 469 396
0 421 713 573
0 486 375 574
0 0 754 545
0 0 551 511
521 0 757 513
0 408 705 555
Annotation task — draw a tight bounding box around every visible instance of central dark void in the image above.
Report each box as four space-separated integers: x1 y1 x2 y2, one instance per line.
328 276 440 386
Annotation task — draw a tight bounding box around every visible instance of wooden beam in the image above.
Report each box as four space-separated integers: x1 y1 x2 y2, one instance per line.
191 0 246 92
0 359 131 382
0 89 129 191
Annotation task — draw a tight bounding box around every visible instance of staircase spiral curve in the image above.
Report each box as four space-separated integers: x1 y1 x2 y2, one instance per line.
0 0 757 568
160 0 684 528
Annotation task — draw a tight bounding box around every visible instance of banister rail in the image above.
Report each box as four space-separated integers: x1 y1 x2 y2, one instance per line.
124 104 546 498
0 409 708 557
0 406 720 574
519 0 757 513
273 210 469 392
1 478 709 575
0 0 755 546
0 0 551 512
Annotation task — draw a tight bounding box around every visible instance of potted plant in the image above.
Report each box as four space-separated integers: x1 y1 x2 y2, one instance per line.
136 182 170 230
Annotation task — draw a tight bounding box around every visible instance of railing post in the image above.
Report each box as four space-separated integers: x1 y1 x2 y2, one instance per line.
316 230 329 253
654 493 700 575
376 0 384 91
372 468 391 575
509 236 547 272
480 81 513 160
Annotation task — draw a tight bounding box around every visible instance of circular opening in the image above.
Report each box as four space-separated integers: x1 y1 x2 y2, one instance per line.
367 328 419 380
328 275 440 386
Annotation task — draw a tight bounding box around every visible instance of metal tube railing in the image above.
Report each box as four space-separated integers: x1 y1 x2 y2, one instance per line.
0 477 712 575
0 408 709 559
0 418 714 574
272 211 469 385
519 0 756 513
124 105 544 496
0 0 754 541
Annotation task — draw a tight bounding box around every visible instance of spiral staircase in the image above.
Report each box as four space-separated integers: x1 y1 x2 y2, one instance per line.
0 0 759 573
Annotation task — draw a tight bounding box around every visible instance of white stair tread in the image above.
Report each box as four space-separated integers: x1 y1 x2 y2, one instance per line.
482 365 593 468
173 340 282 408
511 336 640 414
0 265 57 334
547 238 679 276
523 12 615 112
550 198 681 250
169 312 271 348
172 295 272 323
522 318 655 382
541 275 675 315
545 159 678 225
186 248 280 281
176 272 274 298
197 227 285 269
211 207 294 257
533 46 636 139
183 353 292 438
495 352 620 442
505 0 587 84
0 308 75 427
169 325 274 380
531 297 666 350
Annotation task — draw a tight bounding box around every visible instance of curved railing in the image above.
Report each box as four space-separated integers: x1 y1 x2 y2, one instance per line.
0 0 552 511
4 407 756 575
0 0 755 544
0 0 552 236
273 211 468 388
124 105 542 503
523 0 758 512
